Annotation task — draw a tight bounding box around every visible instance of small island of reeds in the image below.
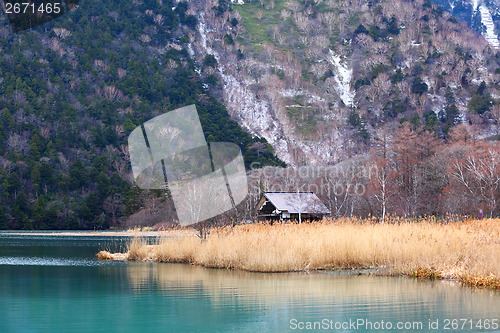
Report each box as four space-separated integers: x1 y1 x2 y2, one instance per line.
98 217 500 289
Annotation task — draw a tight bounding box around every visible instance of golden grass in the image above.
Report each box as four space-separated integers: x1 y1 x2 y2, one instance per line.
98 218 500 289
126 226 153 232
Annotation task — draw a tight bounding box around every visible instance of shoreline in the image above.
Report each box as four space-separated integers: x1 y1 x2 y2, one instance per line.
97 218 500 290
0 230 196 237
97 251 484 289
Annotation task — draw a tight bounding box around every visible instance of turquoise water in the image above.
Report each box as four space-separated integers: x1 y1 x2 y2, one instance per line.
0 233 499 332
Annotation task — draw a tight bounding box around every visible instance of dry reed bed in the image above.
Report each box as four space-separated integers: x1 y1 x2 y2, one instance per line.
98 218 500 289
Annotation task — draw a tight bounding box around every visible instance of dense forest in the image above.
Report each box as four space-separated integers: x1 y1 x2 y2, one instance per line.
0 0 284 230
1 0 500 229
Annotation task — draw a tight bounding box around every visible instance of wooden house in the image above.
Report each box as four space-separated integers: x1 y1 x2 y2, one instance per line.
256 192 330 222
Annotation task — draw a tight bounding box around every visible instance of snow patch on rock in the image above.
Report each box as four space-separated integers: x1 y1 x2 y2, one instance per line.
195 15 293 164
191 15 342 165
479 4 500 48
328 50 355 108
472 0 479 11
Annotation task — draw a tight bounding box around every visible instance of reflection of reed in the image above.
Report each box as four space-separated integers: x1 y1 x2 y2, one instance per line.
99 218 500 289
124 263 500 317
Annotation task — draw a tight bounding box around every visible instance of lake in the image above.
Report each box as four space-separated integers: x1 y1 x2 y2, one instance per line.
0 232 499 332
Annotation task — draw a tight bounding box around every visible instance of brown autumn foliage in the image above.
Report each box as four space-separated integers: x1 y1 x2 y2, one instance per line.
241 123 500 220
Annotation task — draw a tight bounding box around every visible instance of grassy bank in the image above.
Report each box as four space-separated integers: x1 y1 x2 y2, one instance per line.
98 218 500 289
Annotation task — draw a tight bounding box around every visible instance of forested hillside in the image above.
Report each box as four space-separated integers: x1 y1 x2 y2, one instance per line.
187 0 500 165
0 0 284 230
430 0 500 47
1 0 500 229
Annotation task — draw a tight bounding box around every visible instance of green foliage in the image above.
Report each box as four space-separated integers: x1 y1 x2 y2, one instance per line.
348 111 362 128
175 2 197 29
354 24 369 35
386 16 400 35
348 111 368 140
411 77 428 95
401 114 421 129
371 64 387 80
233 0 288 50
0 0 283 230
212 0 230 16
0 206 8 230
445 104 460 123
383 98 406 118
476 81 487 95
468 94 493 114
29 134 42 160
354 77 370 89
286 106 318 136
368 25 383 41
272 67 285 80
204 74 219 87
366 18 400 42
391 69 404 84
203 54 218 67
408 114 421 128
224 34 235 45
423 111 439 132
440 103 460 137
445 87 455 104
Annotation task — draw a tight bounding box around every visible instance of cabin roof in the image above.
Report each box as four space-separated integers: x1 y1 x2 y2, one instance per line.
259 192 330 214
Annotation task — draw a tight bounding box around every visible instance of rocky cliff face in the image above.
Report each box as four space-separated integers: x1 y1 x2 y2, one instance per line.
186 0 500 166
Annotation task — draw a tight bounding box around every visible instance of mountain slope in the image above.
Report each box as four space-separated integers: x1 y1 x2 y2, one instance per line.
0 0 284 229
187 0 500 166
1 0 500 229
430 0 500 48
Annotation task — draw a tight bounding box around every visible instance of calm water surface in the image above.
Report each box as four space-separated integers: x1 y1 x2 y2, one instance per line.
0 232 499 332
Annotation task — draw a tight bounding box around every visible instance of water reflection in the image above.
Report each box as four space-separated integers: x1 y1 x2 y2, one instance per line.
0 256 101 266
0 233 499 332
123 263 500 332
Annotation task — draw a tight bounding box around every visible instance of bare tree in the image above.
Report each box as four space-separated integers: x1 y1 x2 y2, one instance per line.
103 194 125 227
255 9 265 21
366 128 394 222
449 144 500 216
